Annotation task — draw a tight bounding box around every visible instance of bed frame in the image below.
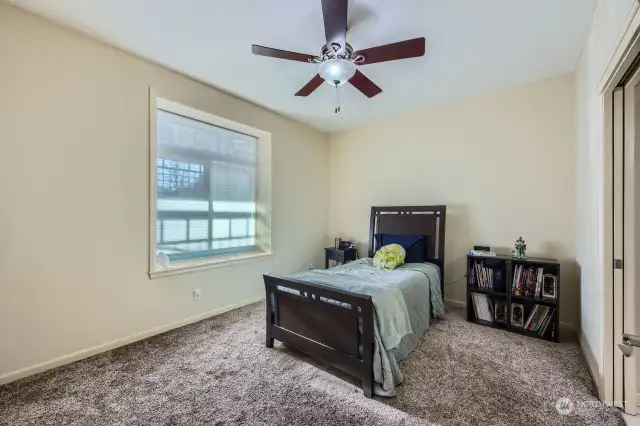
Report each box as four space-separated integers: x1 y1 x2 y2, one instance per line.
263 205 446 397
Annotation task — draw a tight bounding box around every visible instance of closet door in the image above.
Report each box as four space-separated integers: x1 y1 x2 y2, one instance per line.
612 86 625 409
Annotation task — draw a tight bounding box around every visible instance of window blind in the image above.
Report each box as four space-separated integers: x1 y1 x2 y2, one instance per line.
155 109 258 261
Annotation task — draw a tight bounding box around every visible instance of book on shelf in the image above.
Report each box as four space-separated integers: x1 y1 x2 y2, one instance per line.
512 265 544 297
469 250 496 257
471 293 494 322
470 260 501 290
494 300 507 323
523 304 555 336
494 269 504 292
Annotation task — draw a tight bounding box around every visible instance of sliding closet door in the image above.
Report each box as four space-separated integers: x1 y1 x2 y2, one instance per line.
612 86 625 409
622 69 640 415
612 65 640 414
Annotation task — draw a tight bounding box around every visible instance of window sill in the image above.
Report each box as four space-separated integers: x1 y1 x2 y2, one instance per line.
149 251 274 279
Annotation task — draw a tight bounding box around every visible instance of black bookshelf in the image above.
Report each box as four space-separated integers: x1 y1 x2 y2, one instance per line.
466 254 560 343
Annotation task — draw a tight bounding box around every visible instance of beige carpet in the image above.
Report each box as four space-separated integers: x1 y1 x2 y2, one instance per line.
0 302 623 425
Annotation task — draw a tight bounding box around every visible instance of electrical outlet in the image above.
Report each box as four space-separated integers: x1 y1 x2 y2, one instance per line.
192 288 201 301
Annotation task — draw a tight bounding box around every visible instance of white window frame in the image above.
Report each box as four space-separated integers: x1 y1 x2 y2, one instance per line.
149 89 272 278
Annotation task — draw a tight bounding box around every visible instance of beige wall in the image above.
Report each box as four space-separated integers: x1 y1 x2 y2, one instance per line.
0 4 329 381
329 74 578 326
575 0 636 392
3 0 624 388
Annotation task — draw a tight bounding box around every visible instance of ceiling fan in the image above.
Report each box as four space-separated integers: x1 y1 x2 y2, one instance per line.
251 0 426 112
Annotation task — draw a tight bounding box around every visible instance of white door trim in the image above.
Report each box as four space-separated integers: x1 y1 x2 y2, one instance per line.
598 3 640 93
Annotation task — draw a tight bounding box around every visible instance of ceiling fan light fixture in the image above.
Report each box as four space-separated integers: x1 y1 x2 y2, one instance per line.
252 1 427 101
318 58 356 86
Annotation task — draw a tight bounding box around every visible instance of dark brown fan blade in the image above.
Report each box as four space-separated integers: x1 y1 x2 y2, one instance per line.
295 74 325 96
252 45 315 63
349 70 382 98
353 37 426 65
321 0 348 50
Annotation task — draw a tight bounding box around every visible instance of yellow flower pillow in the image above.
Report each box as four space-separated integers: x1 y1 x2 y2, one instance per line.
372 244 406 270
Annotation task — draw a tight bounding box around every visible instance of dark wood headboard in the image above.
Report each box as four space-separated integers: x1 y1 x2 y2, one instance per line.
368 205 446 295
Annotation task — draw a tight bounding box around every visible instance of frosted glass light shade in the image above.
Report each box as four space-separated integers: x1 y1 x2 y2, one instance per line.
318 59 356 86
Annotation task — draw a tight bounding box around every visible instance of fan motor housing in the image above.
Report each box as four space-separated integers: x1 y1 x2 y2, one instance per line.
317 43 355 62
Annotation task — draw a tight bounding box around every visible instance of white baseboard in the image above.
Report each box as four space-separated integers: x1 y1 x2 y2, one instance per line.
0 295 264 386
445 298 465 308
580 330 603 400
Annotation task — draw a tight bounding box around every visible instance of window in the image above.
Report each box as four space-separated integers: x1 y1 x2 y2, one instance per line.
150 95 271 277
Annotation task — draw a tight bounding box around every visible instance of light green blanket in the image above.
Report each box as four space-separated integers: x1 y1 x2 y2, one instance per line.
288 258 444 396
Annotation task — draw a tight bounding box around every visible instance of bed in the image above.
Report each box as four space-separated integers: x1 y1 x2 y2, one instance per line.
263 205 446 397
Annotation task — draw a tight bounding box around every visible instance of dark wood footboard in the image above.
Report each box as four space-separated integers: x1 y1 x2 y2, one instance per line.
263 273 375 398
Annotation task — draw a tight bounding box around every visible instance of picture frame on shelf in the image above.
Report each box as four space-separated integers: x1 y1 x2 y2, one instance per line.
542 274 557 299
511 303 524 327
495 300 507 323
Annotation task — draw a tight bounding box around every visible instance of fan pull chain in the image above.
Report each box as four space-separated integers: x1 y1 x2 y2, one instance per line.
335 84 341 114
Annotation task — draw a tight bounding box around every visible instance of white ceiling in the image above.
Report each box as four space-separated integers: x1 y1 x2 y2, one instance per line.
9 0 596 132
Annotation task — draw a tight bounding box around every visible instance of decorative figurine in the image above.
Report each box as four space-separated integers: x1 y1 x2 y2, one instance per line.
513 237 527 259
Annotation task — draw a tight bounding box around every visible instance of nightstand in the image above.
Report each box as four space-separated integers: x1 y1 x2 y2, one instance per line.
324 247 357 269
